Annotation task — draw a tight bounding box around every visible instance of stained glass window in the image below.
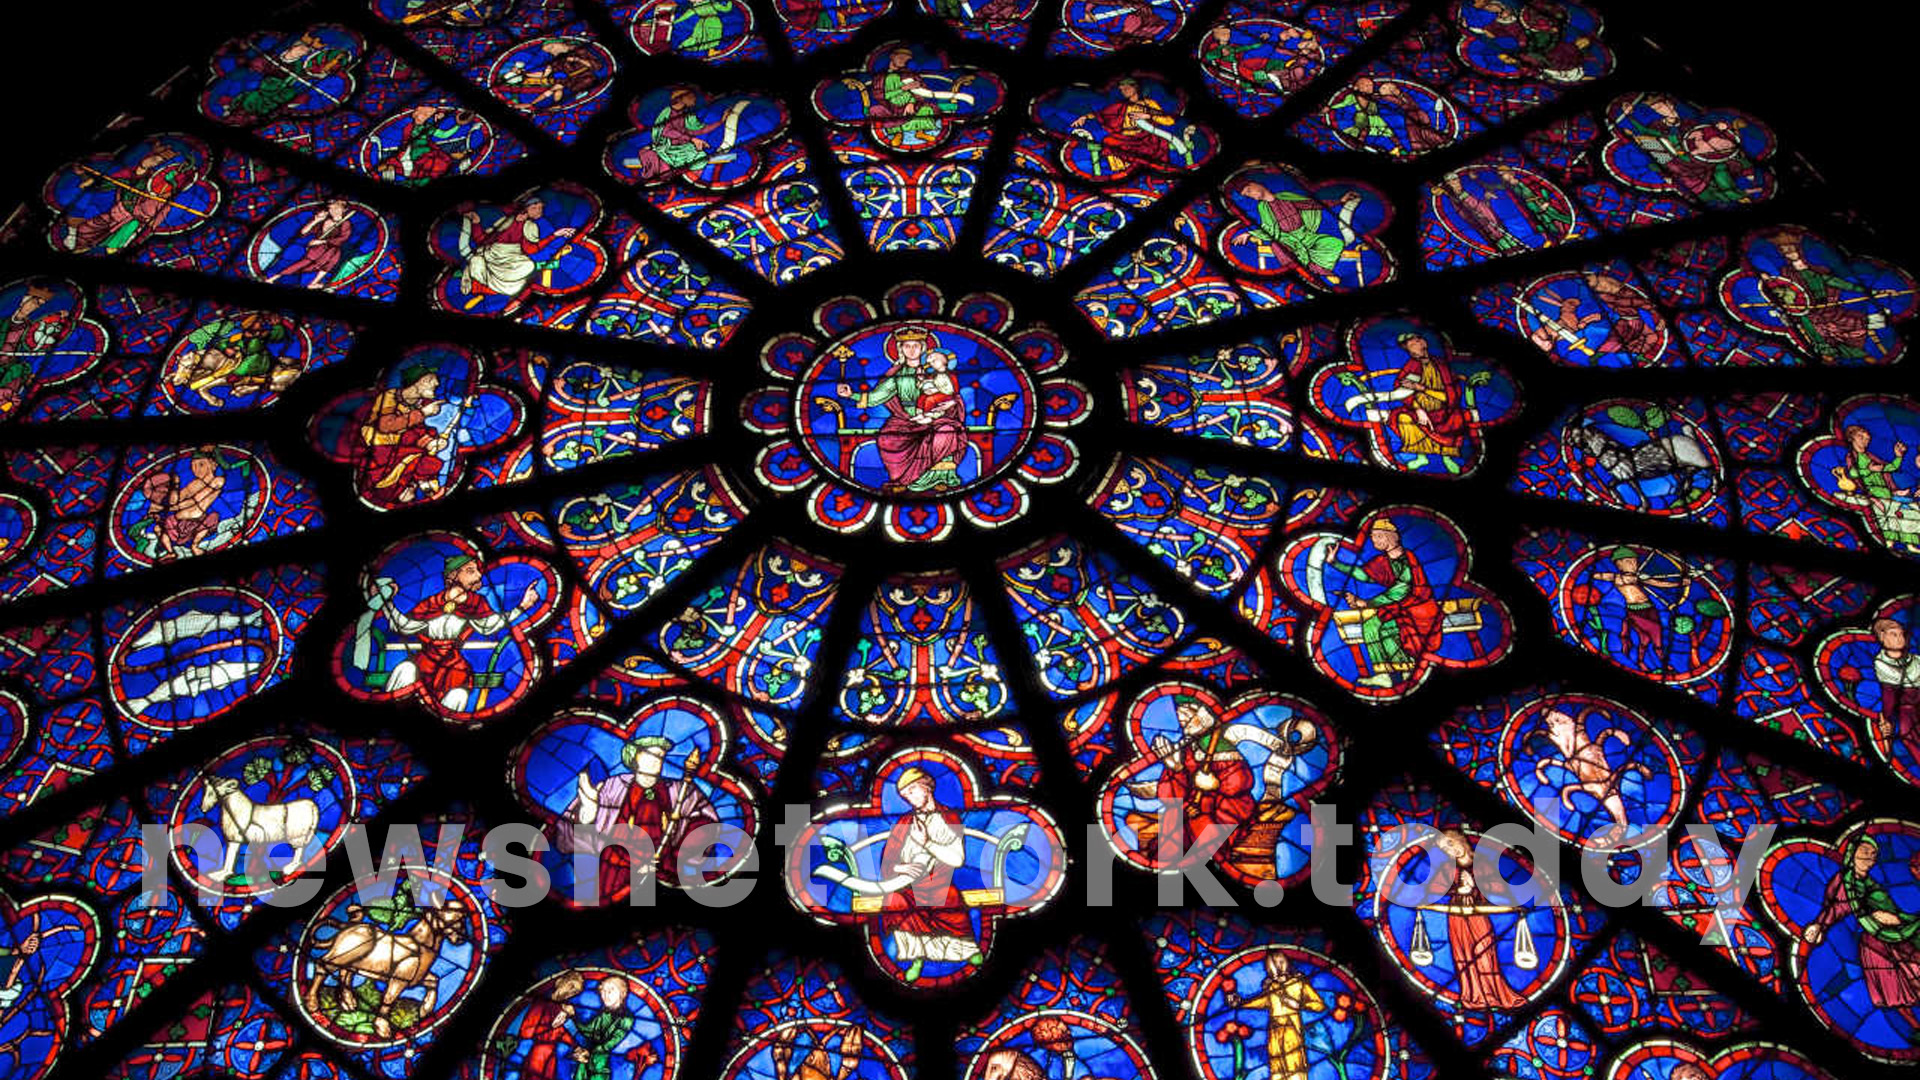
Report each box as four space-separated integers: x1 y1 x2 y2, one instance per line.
0 2 1914 1079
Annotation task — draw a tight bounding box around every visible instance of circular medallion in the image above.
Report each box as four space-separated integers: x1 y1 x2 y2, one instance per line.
744 283 1088 543
108 586 284 730
295 867 487 1048
170 735 359 895
796 319 1037 498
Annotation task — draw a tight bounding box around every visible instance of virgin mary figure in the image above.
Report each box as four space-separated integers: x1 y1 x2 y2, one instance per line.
835 326 968 493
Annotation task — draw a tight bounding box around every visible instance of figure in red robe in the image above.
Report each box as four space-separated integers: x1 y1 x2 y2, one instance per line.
1383 332 1471 470
263 199 358 287
514 973 581 1079
876 766 982 982
559 736 720 903
1126 695 1256 856
354 364 450 506
835 327 968 493
1805 838 1920 1009
1433 830 1530 1011
1341 520 1443 689
60 148 197 254
1872 617 1920 772
1083 78 1190 171
375 553 540 713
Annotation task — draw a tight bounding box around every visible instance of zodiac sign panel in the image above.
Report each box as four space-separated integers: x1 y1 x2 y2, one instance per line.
294 867 488 1049
1797 396 1920 557
1553 399 1722 517
1491 693 1691 851
106 445 296 569
1279 507 1511 700
1373 825 1578 1031
167 735 360 896
1097 682 1339 887
1519 531 1735 701
1758 819 1920 1062
481 931 710 1080
1816 596 1920 786
106 570 322 740
1190 945 1400 1080
785 747 1065 986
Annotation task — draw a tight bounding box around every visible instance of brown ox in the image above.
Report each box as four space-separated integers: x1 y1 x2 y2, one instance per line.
304 889 468 1037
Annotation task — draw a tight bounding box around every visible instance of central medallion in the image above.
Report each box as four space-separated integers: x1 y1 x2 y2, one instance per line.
799 319 1034 497
744 283 1089 542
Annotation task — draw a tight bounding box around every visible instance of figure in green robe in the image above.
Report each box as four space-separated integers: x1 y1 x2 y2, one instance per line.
674 0 740 55
1840 424 1920 549
570 975 641 1080
230 32 355 121
1233 178 1364 278
1326 77 1450 154
869 48 952 145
